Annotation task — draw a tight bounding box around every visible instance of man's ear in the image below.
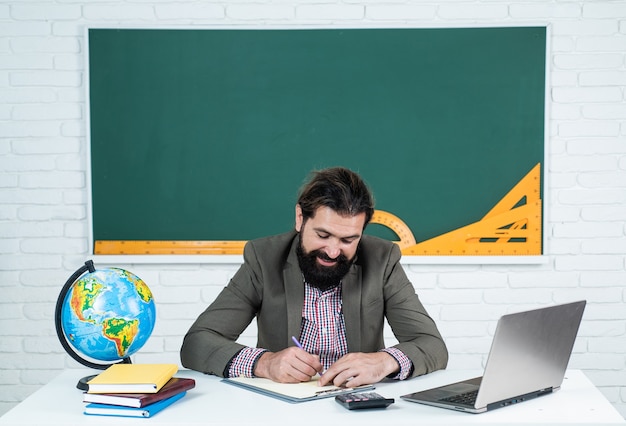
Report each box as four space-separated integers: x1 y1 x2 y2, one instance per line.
295 204 303 232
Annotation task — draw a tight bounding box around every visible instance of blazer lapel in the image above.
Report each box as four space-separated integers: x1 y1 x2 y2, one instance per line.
284 237 304 346
342 263 362 352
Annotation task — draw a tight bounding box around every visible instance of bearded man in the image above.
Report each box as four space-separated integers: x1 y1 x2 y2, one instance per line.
180 167 448 387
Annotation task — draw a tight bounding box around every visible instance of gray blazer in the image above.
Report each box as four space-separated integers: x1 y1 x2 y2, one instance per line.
180 231 448 378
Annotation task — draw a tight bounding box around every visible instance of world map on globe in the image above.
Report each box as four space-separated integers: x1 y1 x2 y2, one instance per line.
61 268 156 362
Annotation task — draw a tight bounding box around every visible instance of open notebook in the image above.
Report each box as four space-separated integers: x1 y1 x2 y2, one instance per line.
223 375 374 403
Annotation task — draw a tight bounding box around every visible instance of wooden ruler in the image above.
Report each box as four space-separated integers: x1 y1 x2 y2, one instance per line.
94 163 541 256
94 240 247 255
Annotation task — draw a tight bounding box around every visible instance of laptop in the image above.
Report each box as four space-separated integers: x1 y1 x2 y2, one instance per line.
401 300 586 414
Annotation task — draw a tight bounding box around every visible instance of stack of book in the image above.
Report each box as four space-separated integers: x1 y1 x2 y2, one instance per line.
82 363 195 418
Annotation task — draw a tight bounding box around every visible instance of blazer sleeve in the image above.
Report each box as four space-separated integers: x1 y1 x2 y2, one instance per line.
381 243 449 377
180 242 265 376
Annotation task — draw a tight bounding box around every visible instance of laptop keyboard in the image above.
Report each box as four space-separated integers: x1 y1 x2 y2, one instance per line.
440 389 478 406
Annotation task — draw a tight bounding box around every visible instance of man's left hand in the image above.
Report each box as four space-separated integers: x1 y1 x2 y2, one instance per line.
317 352 399 387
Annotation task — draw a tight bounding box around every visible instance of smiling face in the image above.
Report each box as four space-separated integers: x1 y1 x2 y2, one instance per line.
295 205 366 290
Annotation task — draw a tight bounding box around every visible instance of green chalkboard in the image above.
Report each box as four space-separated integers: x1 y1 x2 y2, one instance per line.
88 27 546 251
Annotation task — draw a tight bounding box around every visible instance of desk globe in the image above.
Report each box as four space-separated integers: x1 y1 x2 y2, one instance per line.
55 260 156 389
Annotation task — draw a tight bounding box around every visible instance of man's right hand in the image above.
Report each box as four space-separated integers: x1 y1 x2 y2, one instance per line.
254 347 323 383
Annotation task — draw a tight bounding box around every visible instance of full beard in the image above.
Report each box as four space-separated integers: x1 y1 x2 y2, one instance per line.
296 239 354 291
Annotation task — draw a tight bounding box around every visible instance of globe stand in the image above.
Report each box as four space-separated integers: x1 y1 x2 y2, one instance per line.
55 260 132 391
76 375 98 391
74 358 133 391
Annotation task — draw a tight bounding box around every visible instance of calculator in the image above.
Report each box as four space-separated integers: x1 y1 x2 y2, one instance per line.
335 392 395 410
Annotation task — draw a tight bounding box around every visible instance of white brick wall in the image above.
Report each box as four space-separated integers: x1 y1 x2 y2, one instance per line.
1 0 625 419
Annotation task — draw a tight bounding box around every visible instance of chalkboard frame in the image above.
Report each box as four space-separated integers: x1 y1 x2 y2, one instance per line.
86 25 550 264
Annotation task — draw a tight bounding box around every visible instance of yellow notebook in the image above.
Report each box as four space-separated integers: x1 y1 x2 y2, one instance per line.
87 363 178 394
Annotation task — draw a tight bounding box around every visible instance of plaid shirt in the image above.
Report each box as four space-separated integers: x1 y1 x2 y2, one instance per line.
228 282 412 379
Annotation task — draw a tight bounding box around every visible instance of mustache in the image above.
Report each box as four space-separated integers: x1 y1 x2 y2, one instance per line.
313 249 347 264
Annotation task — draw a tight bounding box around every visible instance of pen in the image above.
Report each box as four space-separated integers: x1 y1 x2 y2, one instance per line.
292 335 327 377
314 387 353 396
291 336 304 349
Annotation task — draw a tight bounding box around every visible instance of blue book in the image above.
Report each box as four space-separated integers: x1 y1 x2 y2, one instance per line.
84 391 186 418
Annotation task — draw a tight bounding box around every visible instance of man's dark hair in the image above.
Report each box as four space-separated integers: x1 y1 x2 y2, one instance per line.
297 167 375 228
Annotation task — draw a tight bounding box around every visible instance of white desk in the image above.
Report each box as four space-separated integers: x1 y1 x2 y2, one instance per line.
1 369 624 426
